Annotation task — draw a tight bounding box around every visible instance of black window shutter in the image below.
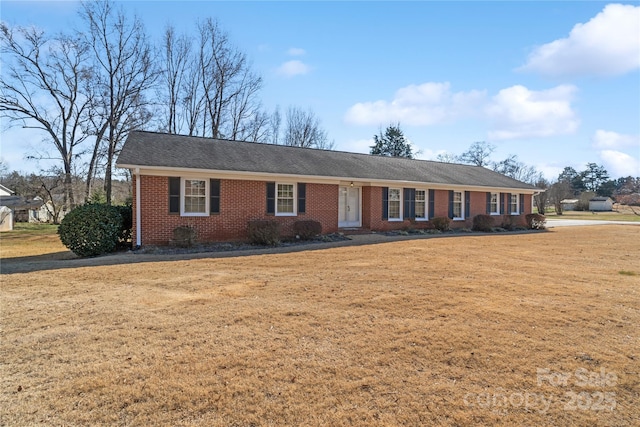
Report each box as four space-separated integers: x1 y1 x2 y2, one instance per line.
266 182 275 215
486 192 491 214
298 183 306 214
520 193 525 214
210 179 220 215
382 187 389 220
403 188 415 219
465 191 471 219
501 192 507 215
448 190 454 218
168 177 180 214
428 189 435 219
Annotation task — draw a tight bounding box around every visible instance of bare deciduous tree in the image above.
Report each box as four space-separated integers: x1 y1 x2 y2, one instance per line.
269 105 282 145
435 152 458 163
161 25 191 135
81 0 157 204
0 24 92 209
458 141 495 167
492 154 542 184
547 180 572 215
283 106 333 149
197 18 264 140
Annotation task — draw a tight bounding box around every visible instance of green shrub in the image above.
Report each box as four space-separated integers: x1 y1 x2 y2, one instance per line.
58 203 123 257
115 204 132 248
171 226 197 248
472 214 495 232
501 214 517 231
293 220 322 240
247 220 280 246
525 213 546 230
431 217 451 232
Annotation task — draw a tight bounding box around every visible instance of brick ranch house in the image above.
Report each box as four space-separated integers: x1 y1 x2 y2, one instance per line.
116 131 539 246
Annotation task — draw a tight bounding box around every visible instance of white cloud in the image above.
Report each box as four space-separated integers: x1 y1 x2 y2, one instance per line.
344 82 486 126
520 3 640 77
276 60 311 78
599 150 640 177
287 47 306 56
485 84 579 140
592 129 639 149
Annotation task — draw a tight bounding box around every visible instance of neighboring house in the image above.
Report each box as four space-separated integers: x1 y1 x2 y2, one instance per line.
560 199 579 211
0 186 44 230
0 193 45 226
0 206 12 231
116 131 540 246
0 185 17 231
589 197 613 212
28 196 67 223
0 184 14 197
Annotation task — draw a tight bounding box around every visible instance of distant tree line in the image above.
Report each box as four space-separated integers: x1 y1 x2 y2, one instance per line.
1 0 332 210
371 131 638 215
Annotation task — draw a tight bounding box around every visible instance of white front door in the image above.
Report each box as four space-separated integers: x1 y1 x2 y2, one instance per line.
338 186 361 227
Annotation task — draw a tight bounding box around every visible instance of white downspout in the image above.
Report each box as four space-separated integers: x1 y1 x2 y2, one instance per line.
135 167 141 247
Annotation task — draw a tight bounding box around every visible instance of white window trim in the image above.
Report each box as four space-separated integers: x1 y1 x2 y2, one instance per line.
510 193 520 215
414 189 428 221
181 177 209 217
490 192 500 215
275 182 297 216
453 191 465 221
388 187 402 221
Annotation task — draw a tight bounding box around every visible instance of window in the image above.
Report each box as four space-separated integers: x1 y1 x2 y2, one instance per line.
490 192 500 215
388 188 401 220
183 179 208 215
510 193 519 214
453 191 463 220
415 189 427 220
276 183 295 215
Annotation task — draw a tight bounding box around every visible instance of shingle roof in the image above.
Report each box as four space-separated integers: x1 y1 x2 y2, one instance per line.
117 131 538 191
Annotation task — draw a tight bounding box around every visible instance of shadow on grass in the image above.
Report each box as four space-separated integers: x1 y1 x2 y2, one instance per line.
1 230 549 275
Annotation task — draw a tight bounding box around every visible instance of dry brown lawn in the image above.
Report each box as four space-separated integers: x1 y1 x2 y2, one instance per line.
1 225 639 426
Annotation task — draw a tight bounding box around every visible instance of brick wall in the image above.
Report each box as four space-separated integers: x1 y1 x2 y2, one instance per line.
132 176 532 245
134 176 339 245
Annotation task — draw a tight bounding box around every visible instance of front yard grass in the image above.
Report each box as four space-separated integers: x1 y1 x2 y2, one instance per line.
1 225 638 425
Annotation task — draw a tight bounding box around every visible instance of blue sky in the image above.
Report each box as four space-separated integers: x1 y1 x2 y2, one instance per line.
1 1 639 180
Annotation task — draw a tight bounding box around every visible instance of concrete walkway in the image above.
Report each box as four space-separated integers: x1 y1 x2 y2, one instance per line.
546 219 640 228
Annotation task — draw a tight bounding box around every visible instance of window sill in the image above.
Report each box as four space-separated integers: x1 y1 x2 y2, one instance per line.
452 217 465 221
388 218 403 222
181 212 208 217
275 213 297 217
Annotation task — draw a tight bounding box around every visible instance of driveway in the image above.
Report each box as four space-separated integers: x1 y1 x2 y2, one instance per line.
546 219 640 227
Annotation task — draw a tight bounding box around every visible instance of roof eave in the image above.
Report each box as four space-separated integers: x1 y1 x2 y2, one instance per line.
116 163 540 194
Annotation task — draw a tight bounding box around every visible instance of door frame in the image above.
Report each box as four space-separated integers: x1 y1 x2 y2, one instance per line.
338 185 362 228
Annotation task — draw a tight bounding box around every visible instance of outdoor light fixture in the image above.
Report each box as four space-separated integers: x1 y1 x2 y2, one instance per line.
350 182 354 187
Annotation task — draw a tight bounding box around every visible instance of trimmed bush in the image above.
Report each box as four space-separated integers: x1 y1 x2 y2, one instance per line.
431 216 451 232
247 220 280 246
171 226 197 247
525 213 547 230
472 214 495 232
58 203 123 257
501 214 517 231
115 204 132 248
293 220 322 240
